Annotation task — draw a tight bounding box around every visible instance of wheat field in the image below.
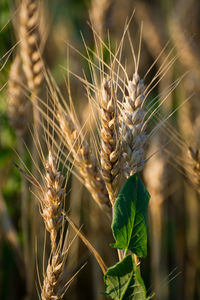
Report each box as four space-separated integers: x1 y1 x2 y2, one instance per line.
0 0 200 300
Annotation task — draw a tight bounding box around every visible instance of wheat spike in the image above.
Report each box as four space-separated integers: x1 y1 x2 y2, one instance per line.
121 73 147 177
29 137 71 299
58 112 111 213
7 55 29 135
40 151 65 251
100 78 121 204
19 0 43 92
39 151 68 298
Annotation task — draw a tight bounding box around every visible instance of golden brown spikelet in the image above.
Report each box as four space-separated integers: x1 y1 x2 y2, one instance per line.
121 73 147 177
41 252 65 300
7 55 29 135
41 151 65 251
57 111 111 214
19 0 43 92
100 78 121 204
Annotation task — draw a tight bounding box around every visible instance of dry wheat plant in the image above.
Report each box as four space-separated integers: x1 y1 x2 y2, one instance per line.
0 0 200 300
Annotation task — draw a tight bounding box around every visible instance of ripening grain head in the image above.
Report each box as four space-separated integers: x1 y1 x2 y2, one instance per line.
7 54 30 135
19 0 43 92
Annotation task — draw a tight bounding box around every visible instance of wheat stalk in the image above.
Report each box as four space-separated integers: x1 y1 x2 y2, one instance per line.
144 136 169 299
7 53 32 296
0 191 25 278
100 78 121 205
121 73 147 177
188 146 200 193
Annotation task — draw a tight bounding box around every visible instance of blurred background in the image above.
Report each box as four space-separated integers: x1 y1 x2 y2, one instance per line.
0 0 200 299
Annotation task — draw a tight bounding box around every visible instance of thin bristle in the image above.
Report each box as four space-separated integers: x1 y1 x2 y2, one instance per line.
57 111 111 213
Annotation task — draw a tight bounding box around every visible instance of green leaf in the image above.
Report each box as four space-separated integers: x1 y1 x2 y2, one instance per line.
111 174 150 258
103 255 148 299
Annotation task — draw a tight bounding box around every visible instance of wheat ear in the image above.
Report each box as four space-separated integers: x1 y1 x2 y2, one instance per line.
7 55 29 135
19 0 43 92
121 73 147 177
58 112 111 213
42 151 65 251
100 78 121 205
39 151 68 299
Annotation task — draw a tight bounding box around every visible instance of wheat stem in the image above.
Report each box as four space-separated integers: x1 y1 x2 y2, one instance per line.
188 147 200 193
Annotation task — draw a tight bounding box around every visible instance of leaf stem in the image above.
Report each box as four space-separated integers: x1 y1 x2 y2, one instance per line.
123 248 128 258
117 249 124 261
